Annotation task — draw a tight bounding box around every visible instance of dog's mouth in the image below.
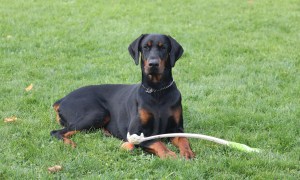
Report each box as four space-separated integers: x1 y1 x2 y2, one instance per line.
146 64 165 75
148 66 160 74
145 67 164 79
145 67 163 83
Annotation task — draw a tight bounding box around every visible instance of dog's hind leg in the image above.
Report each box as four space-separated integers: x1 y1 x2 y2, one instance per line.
51 128 78 148
51 110 110 148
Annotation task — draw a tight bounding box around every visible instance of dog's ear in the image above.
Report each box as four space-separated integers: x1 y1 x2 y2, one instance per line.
128 34 147 65
168 36 184 67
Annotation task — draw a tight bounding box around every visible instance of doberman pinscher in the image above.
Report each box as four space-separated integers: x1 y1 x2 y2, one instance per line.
51 34 195 159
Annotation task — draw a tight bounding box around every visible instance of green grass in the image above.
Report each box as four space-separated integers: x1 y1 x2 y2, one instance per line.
1 0 299 179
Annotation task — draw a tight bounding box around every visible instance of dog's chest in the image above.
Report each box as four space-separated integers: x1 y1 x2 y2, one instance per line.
138 98 181 123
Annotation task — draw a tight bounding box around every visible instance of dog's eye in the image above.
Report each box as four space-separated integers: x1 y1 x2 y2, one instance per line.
158 44 166 50
143 46 150 50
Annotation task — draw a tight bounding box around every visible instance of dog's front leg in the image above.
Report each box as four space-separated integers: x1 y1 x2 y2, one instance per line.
126 117 177 159
143 141 177 159
171 137 195 159
121 117 144 151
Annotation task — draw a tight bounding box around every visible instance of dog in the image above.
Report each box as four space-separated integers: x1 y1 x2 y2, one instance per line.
51 34 195 159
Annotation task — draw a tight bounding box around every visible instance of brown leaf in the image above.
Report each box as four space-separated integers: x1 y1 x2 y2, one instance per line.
4 116 17 123
48 165 62 173
248 0 254 5
25 84 33 91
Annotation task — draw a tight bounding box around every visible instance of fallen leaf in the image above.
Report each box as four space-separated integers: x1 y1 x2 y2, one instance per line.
4 116 17 123
25 84 33 91
48 165 62 173
248 0 254 5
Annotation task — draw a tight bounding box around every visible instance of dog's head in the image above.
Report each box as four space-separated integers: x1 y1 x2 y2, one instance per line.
128 34 183 82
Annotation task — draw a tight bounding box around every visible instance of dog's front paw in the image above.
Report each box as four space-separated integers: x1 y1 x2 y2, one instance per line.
180 149 195 160
158 150 177 159
121 142 135 151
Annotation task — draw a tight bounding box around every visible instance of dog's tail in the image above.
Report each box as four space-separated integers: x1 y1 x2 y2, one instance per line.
53 98 64 108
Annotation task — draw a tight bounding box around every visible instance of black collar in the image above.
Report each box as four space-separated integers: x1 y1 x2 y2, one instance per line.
141 81 174 94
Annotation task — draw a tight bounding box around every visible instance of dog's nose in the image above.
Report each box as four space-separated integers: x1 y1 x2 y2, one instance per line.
148 58 159 67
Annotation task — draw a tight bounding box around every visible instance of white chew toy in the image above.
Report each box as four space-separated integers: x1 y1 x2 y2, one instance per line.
127 132 261 153
126 133 145 144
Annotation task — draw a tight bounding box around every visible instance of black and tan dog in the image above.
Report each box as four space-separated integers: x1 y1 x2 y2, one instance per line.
51 34 195 159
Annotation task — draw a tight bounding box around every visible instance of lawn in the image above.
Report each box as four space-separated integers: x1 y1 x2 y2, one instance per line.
1 0 299 179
